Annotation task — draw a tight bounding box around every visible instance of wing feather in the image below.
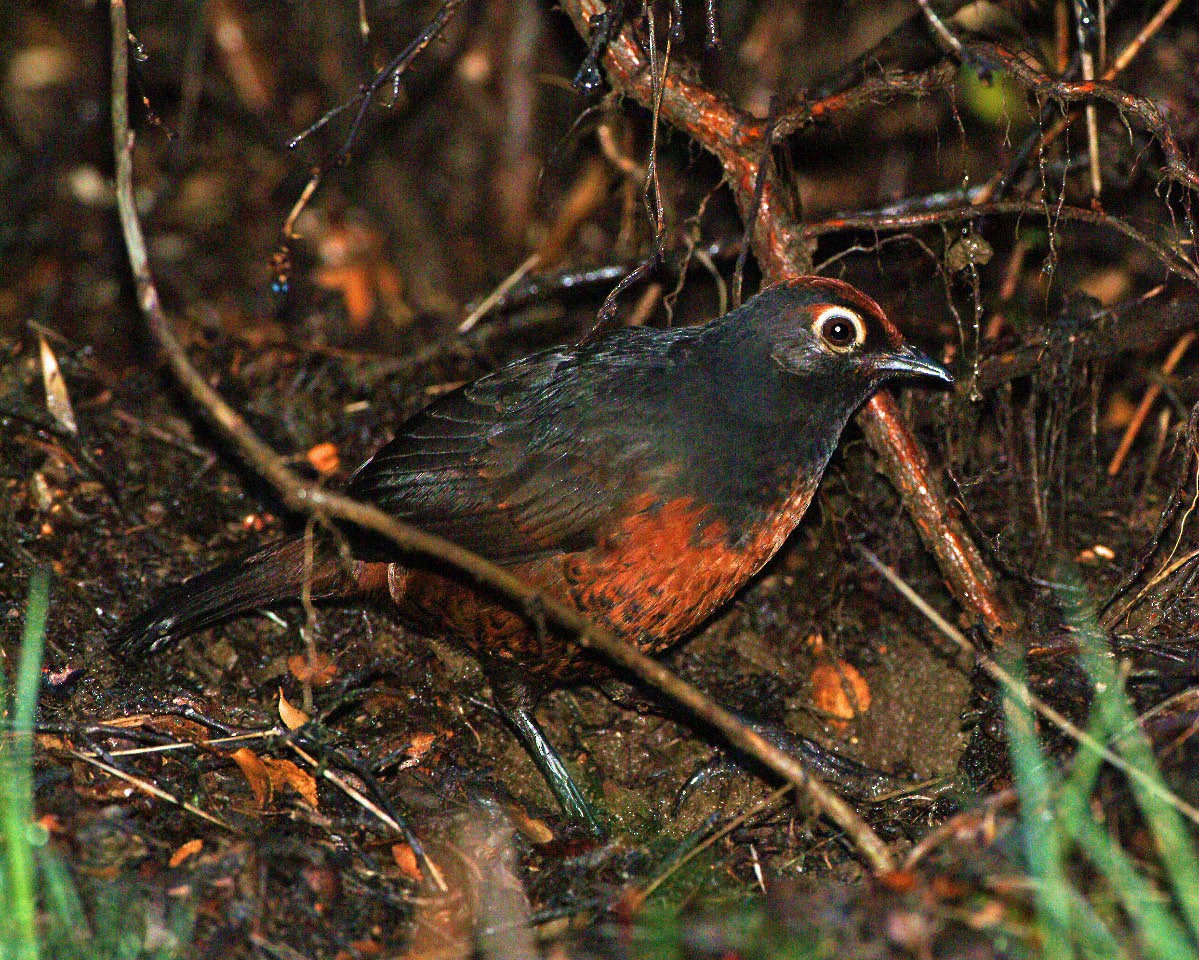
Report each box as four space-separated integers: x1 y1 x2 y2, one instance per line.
344 337 688 563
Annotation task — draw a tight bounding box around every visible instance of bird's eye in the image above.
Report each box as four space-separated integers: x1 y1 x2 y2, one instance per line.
813 307 866 353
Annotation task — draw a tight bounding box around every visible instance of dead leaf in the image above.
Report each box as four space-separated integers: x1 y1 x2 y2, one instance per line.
810 660 871 730
391 842 423 881
39 334 77 434
288 651 337 686
305 442 341 476
169 839 204 868
278 688 310 729
231 747 272 808
262 757 319 808
506 805 554 845
315 264 376 327
406 731 436 759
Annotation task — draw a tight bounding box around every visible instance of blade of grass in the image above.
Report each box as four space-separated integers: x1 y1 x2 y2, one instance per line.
1055 570 1199 943
1002 655 1076 960
1063 886 1126 960
1053 651 1191 957
1046 666 1191 957
1059 777 1195 958
35 846 92 957
2 570 50 960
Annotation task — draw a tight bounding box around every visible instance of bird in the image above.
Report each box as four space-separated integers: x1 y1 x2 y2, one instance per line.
112 276 952 833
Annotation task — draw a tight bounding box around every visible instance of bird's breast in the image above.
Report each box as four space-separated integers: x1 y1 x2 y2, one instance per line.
379 470 820 687
554 478 818 650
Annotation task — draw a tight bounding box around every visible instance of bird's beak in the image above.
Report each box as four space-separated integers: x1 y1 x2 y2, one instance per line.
878 343 953 384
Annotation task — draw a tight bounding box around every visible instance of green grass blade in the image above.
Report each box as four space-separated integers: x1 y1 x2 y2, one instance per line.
1064 885 1125 960
1056 572 1199 942
2 570 50 960
1059 782 1195 958
35 845 91 959
1002 654 1076 960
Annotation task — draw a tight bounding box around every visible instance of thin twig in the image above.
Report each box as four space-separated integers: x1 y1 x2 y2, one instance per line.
973 5 1194 205
915 0 966 62
274 0 466 288
1073 0 1103 199
68 748 237 832
639 784 794 902
458 254 542 332
285 740 449 892
65 730 271 758
1108 332 1197 476
802 199 1199 288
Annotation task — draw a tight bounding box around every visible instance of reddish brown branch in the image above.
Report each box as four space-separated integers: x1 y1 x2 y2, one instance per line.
803 200 1199 288
563 0 1012 639
774 62 960 139
975 294 1199 393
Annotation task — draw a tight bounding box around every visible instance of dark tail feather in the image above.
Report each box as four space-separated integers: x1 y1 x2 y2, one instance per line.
110 538 352 656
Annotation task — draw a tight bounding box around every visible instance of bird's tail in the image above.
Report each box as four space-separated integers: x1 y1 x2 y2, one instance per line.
110 538 354 656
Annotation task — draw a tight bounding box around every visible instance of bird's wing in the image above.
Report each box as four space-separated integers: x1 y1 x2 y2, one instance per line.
344 347 671 564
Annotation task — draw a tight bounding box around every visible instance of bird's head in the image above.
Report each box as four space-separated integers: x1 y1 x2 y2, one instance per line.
745 277 952 391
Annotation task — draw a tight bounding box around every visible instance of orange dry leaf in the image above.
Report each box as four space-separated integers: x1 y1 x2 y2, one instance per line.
313 219 411 330
278 688 310 729
230 748 319 809
391 842 423 881
506 805 554 845
262 757 319 809
231 747 273 808
288 651 337 686
315 264 376 326
306 442 341 476
810 659 871 730
406 731 436 759
879 870 921 893
1103 393 1136 430
39 334 77 434
169 839 204 868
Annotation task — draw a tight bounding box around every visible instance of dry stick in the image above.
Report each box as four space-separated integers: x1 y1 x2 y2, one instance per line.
638 783 794 903
278 0 466 281
858 547 1199 827
1073 0 1103 199
69 748 236 832
285 740 450 892
976 293 1199 394
915 0 966 62
970 41 1197 193
1108 331 1197 476
903 787 1016 869
108 0 892 873
1106 0 1182 78
562 0 1011 643
804 199 1199 288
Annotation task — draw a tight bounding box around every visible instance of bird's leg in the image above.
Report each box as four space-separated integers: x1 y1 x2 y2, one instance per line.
491 676 605 837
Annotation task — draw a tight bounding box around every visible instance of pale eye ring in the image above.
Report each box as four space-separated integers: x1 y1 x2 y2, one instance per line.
813 306 866 352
